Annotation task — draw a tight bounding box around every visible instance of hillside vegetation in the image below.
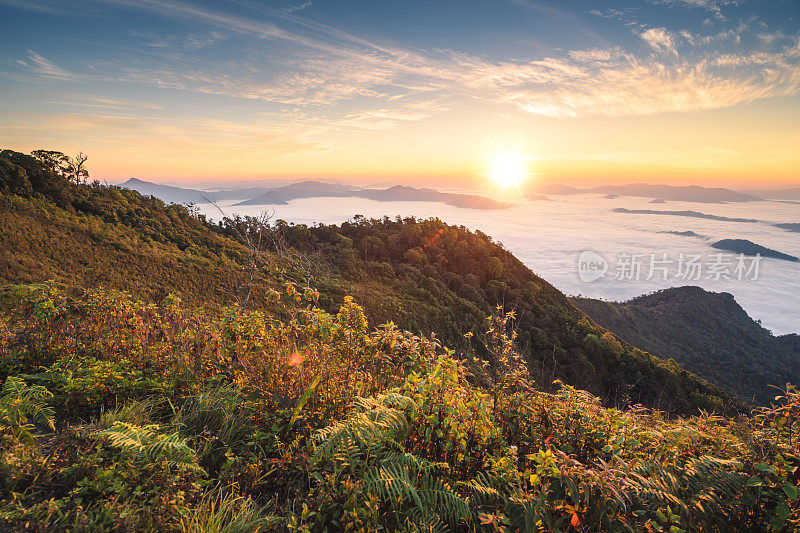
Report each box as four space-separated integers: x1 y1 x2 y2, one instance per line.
571 287 800 405
4 149 797 531
0 149 735 416
271 219 737 414
1 283 799 532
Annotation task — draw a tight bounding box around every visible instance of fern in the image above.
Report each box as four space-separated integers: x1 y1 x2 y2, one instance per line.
627 454 748 528
311 392 413 467
457 472 503 507
363 454 472 529
416 476 472 524
368 462 424 509
314 393 473 529
0 375 55 444
96 421 206 475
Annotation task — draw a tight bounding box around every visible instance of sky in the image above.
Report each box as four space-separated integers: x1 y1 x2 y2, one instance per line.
1 0 799 188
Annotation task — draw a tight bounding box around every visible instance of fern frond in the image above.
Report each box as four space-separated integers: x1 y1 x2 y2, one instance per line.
311 392 412 466
417 476 472 524
97 421 206 475
457 473 502 507
0 376 55 443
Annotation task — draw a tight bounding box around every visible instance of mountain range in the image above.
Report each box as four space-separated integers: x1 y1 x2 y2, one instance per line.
739 187 800 200
536 183 759 203
120 178 511 210
122 177 800 213
119 177 265 204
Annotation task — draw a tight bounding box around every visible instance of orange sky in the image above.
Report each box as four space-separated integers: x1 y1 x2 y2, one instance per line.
2 0 799 190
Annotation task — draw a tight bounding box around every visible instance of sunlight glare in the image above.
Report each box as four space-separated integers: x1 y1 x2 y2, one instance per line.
487 153 528 188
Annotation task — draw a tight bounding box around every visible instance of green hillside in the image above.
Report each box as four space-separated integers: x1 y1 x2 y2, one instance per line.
571 287 800 405
272 219 739 414
1 149 799 531
1 280 798 531
0 149 736 416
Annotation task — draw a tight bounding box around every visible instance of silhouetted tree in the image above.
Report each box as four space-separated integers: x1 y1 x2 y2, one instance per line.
31 149 69 176
67 152 89 184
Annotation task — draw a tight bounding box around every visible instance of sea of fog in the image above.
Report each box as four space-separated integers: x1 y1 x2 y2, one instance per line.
197 194 799 335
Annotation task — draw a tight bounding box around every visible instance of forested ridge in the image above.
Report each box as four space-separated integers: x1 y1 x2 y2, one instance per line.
0 149 733 415
1 149 799 532
571 288 800 405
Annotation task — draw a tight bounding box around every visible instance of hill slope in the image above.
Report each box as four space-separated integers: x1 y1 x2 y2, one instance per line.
0 148 737 415
2 283 797 531
571 286 800 404
273 218 739 413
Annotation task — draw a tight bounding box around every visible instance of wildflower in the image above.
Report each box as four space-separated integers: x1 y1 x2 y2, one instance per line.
288 352 304 366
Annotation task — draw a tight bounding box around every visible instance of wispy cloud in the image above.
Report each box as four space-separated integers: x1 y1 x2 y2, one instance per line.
99 0 799 120
334 101 442 131
639 28 679 55
285 1 311 13
43 93 164 110
128 30 225 50
648 0 742 21
471 35 800 117
11 0 800 123
25 50 78 80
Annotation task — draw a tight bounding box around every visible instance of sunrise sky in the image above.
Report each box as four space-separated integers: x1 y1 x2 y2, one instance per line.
1 0 799 188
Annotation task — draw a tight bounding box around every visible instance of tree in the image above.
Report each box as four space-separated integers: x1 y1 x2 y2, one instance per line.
30 150 89 184
31 149 69 175
0 157 33 196
207 199 274 309
66 152 89 184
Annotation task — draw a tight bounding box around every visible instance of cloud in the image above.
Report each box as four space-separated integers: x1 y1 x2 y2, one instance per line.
474 40 800 118
12 0 800 123
25 50 78 80
335 101 442 130
43 94 164 110
129 29 225 50
639 28 678 55
285 1 311 13
649 0 742 21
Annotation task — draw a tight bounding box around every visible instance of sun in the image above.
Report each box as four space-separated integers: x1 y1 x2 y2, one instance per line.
487 153 528 188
